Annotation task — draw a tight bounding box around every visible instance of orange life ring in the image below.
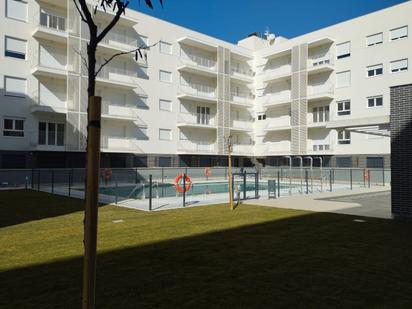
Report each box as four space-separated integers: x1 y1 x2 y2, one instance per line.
100 168 112 181
204 167 212 177
363 168 369 181
174 174 191 193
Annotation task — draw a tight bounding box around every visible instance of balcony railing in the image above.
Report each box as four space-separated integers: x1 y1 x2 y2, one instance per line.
261 141 291 154
178 141 217 153
231 119 253 130
96 64 138 85
101 136 143 152
179 84 217 99
100 30 138 50
264 116 291 130
307 84 334 97
101 100 146 125
232 144 254 154
180 54 217 71
231 65 254 77
264 91 291 106
32 47 67 72
178 114 216 126
31 89 67 112
231 91 254 105
263 63 292 77
34 10 66 32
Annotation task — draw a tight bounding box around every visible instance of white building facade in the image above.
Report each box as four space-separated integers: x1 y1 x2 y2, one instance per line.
0 0 411 168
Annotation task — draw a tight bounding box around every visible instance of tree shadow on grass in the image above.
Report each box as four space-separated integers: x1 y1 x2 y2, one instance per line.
1 212 412 308
0 190 106 228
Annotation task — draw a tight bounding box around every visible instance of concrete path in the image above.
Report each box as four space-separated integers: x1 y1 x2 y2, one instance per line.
244 187 392 219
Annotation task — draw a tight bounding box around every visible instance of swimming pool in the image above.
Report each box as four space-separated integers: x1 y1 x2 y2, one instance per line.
99 180 298 200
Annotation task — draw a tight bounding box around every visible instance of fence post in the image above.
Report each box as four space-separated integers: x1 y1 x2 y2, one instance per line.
305 170 308 194
135 168 138 184
350 169 353 190
243 171 247 200
332 168 335 184
182 173 186 207
69 169 72 197
329 169 332 192
255 172 258 199
277 171 280 198
115 177 118 205
161 168 164 184
31 168 34 189
51 169 54 193
382 168 385 187
37 170 40 191
149 174 152 211
368 170 371 188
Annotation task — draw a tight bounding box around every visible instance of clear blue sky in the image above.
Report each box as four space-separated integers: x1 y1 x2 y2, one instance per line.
129 0 407 43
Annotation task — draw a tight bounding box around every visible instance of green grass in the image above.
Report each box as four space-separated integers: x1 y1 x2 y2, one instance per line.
0 190 412 308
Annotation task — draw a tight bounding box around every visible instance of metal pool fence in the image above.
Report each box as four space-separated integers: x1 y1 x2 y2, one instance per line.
0 167 390 211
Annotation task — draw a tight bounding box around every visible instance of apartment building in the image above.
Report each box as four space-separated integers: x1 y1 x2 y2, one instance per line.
0 0 411 168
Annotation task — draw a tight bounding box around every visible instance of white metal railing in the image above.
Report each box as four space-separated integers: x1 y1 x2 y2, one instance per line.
34 10 66 32
179 84 217 99
264 91 291 106
263 141 291 154
180 53 217 71
308 54 334 68
308 84 334 96
231 91 254 105
101 136 143 152
178 141 217 153
32 46 67 71
30 89 66 110
178 113 216 126
232 144 254 154
231 65 254 77
264 116 291 130
263 63 292 77
231 119 253 130
100 30 137 50
97 63 138 85
101 100 145 125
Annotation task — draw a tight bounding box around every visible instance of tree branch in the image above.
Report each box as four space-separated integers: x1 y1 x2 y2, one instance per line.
95 41 159 78
96 0 130 44
72 0 87 23
76 0 96 27
73 48 89 72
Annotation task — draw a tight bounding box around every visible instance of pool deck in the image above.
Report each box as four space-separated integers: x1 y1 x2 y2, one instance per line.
244 187 392 219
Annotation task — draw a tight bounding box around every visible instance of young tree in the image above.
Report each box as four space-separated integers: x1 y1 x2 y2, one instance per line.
73 1 162 308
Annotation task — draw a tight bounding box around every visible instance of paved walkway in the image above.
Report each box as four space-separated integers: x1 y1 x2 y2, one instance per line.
244 187 392 219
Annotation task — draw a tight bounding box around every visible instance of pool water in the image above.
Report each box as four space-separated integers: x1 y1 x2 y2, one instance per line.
100 181 294 199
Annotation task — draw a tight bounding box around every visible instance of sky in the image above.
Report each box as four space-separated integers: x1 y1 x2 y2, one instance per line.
129 0 407 43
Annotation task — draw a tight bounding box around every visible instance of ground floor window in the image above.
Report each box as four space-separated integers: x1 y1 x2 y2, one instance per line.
366 157 384 168
38 122 64 146
337 130 351 144
158 157 172 167
336 157 352 168
3 118 24 137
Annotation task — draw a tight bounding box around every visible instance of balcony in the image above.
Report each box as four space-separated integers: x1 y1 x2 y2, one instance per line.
308 54 334 75
101 136 143 153
307 84 334 101
257 141 291 155
30 89 67 114
231 119 253 132
262 64 292 84
178 84 217 103
230 91 254 107
31 48 67 80
32 11 67 44
99 31 138 54
178 55 217 78
232 144 254 155
177 141 217 154
101 101 146 126
177 114 217 129
96 64 139 89
264 116 291 132
231 65 254 83
263 91 292 108
307 113 328 128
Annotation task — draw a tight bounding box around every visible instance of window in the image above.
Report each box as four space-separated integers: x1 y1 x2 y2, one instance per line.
5 36 26 59
336 157 352 168
159 41 172 55
391 59 408 73
366 157 384 168
337 130 351 144
6 0 27 22
159 128 171 140
367 64 383 77
337 100 351 116
4 76 26 97
158 157 172 167
159 70 172 83
367 95 383 108
336 71 351 88
366 32 383 46
197 106 210 125
38 122 64 146
257 114 266 120
137 66 148 79
390 26 408 41
313 144 330 152
312 106 330 123
136 127 148 140
40 10 65 31
336 41 351 59
159 99 172 112
3 118 24 137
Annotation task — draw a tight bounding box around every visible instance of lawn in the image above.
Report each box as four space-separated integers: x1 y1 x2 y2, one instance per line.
0 190 412 308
